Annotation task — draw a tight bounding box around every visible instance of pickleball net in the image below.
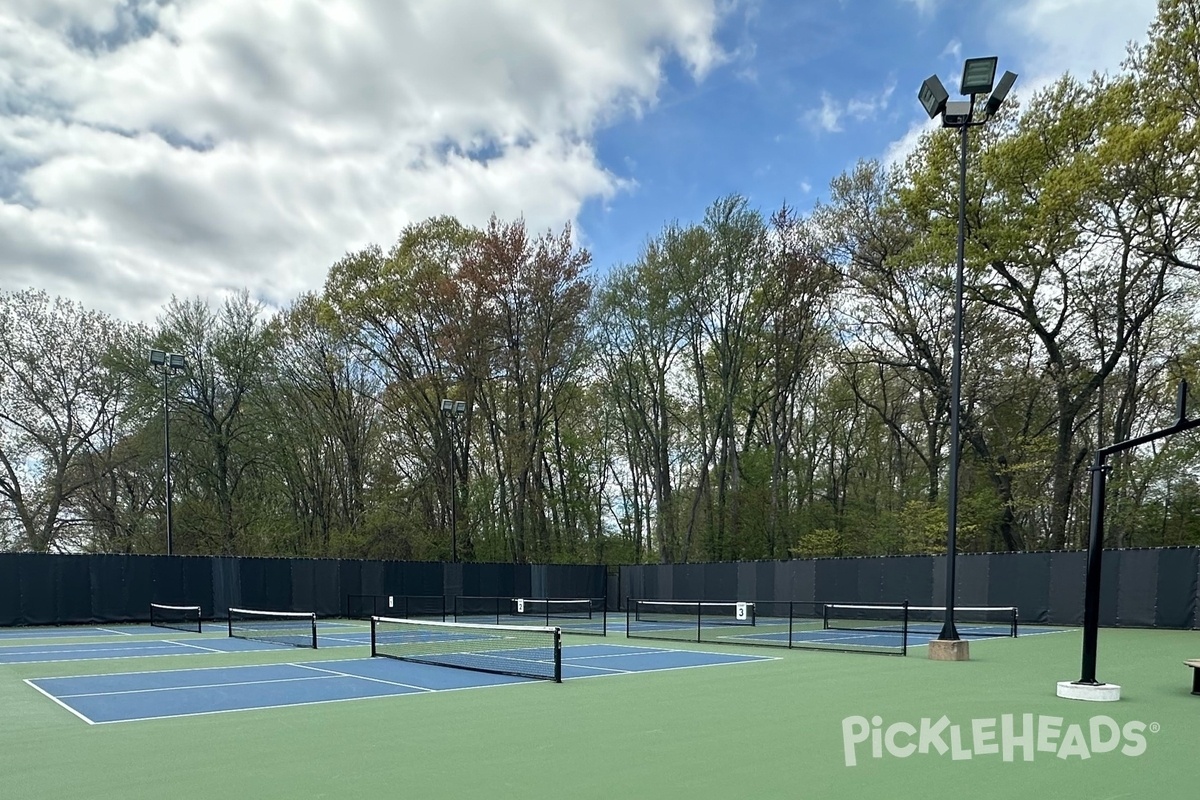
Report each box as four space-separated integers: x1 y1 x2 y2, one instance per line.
228 607 318 649
149 603 202 634
823 603 1018 638
454 596 607 636
371 616 562 682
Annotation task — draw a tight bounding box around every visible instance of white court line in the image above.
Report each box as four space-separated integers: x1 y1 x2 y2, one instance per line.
165 640 226 654
54 674 338 699
94 628 135 636
291 662 434 691
24 679 97 725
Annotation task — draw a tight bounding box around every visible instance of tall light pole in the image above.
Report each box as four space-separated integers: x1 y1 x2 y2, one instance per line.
149 349 187 555
918 58 1016 651
440 398 466 563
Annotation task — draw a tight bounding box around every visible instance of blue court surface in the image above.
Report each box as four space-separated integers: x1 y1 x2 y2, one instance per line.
26 644 775 724
0 623 371 665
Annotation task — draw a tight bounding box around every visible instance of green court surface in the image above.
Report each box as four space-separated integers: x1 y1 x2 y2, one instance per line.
3 623 1197 799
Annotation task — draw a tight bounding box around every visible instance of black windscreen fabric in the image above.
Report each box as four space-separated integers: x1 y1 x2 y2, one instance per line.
291 561 316 616
514 564 534 599
211 557 238 618
383 561 406 596
339 560 363 608
1115 549 1158 627
150 556 185 608
238 559 269 609
782 560 816 602
258 559 294 610
738 562 757 600
0 556 20 625
1099 549 1121 627
622 565 645 603
311 560 340 617
653 565 670 599
856 558 884 605
19 554 57 625
179 557 215 617
881 556 934 606
704 563 737 601
462 563 514 600
404 562 443 597
1156 548 1198 628
359 560 385 596
814 559 859 603
55 556 92 623
673 564 702 599
637 566 658 601
955 554 990 608
91 555 149 622
989 552 1050 624
1048 551 1087 626
755 561 775 601
930 555 946 612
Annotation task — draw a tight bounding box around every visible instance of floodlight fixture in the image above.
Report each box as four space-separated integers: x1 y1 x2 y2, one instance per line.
986 70 1018 116
148 349 166 367
961 56 998 96
942 100 973 128
168 353 186 372
454 401 466 414
918 74 950 119
441 398 454 413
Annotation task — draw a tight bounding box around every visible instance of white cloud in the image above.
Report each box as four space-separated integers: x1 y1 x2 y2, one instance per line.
0 0 727 322
999 0 1157 98
902 0 943 17
804 81 897 134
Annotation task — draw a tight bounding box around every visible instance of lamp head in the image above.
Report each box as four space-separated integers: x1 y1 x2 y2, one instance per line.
985 70 1017 116
918 74 949 119
961 57 998 95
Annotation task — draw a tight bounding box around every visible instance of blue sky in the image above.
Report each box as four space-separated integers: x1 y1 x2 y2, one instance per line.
0 0 1159 323
579 0 1156 270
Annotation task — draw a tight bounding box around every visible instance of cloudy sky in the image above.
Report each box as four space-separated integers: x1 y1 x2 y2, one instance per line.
0 0 1160 324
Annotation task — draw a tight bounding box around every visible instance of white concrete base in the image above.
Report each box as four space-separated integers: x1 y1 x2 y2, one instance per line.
1056 680 1121 701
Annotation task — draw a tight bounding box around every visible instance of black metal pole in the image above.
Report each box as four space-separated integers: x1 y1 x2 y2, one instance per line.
1074 380 1200 686
163 370 173 556
939 115 969 641
449 419 458 563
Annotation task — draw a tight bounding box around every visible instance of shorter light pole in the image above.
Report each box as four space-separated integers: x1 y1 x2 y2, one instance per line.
149 349 187 555
440 398 467 562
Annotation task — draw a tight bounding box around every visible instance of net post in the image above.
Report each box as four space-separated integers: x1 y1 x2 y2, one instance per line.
788 602 794 648
554 628 563 683
901 600 909 656
310 614 318 649
601 602 606 635
626 602 631 636
695 601 702 642
370 616 377 657
1011 607 1018 638
821 603 830 630
228 610 233 638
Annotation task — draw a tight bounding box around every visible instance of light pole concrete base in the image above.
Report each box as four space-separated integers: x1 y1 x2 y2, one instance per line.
928 639 970 661
1056 680 1121 701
